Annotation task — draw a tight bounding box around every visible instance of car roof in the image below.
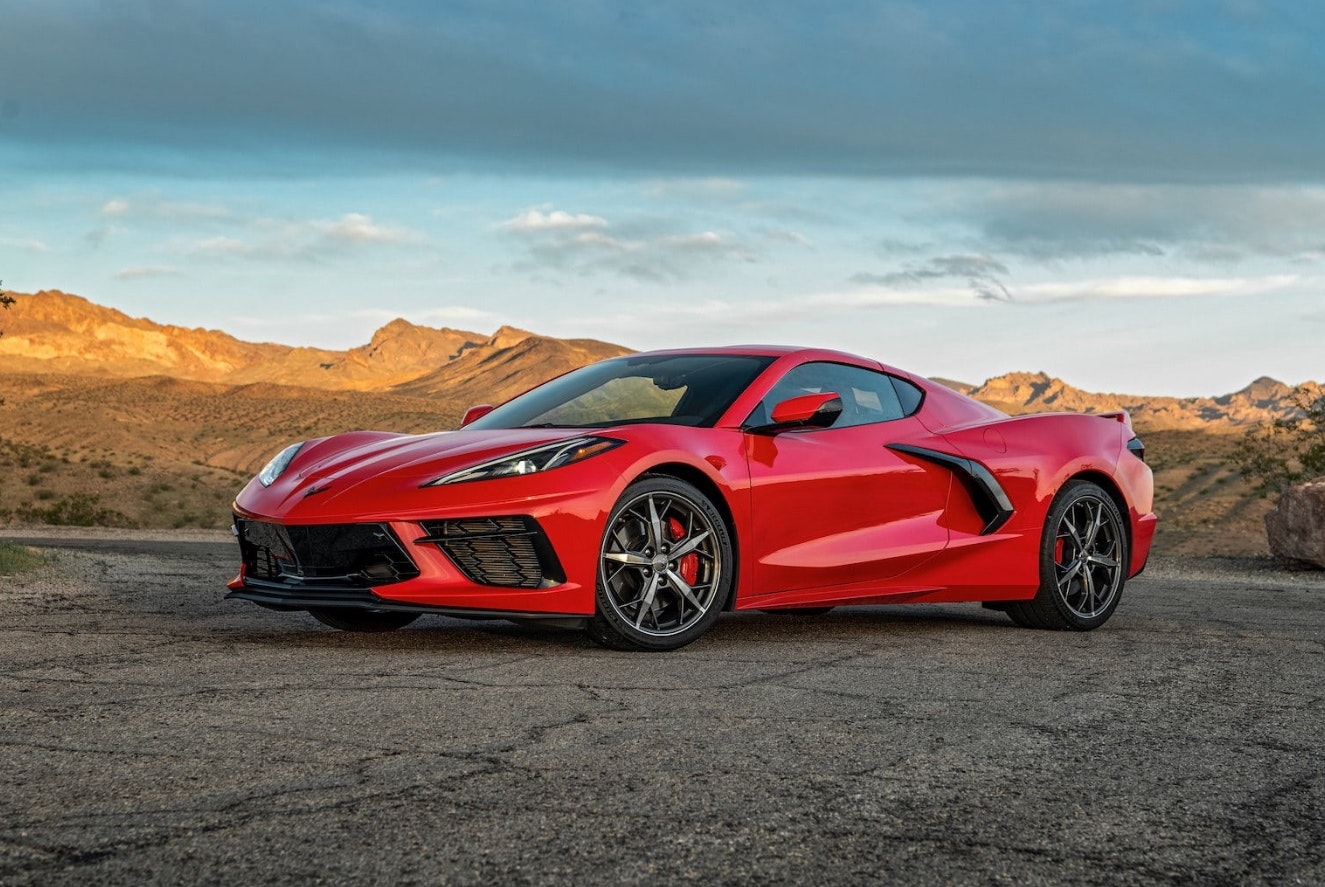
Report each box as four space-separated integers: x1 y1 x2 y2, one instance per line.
634 344 869 361
626 344 922 378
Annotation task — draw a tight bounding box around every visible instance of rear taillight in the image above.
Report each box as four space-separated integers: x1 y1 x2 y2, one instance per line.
1126 436 1145 462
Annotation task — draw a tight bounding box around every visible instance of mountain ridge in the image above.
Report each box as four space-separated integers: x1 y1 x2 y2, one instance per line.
0 290 628 397
1 289 1318 431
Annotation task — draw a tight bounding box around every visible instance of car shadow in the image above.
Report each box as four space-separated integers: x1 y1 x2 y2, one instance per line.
221 602 1016 655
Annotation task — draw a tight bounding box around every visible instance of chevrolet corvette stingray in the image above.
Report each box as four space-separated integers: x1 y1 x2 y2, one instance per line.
228 346 1156 650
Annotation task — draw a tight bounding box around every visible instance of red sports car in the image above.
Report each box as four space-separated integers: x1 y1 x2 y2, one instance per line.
229 346 1156 650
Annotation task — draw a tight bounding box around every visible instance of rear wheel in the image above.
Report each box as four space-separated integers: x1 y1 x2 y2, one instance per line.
309 609 420 632
587 477 733 651
1005 480 1127 631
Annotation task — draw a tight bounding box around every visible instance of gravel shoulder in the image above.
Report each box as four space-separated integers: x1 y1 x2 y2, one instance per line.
1 530 1322 885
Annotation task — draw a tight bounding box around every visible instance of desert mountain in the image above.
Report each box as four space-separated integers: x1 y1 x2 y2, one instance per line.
0 290 627 394
2 290 1317 432
956 371 1321 431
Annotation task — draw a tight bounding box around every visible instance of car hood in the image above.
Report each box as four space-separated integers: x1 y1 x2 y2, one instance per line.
237 427 604 517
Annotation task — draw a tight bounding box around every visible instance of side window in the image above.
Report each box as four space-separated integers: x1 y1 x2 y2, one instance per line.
890 376 924 417
754 362 906 429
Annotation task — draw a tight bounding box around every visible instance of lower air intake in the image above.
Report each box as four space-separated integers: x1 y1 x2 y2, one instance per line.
417 516 564 589
235 519 420 587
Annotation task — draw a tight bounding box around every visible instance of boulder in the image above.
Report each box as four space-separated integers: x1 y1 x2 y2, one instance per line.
1265 478 1325 569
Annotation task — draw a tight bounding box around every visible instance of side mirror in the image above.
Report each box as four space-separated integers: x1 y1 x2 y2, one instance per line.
749 392 843 434
461 404 495 427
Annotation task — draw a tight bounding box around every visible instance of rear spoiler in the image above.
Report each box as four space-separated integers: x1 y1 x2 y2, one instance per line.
1097 410 1134 433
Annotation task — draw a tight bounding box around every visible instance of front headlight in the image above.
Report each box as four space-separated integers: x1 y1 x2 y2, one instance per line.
257 442 305 487
423 436 623 486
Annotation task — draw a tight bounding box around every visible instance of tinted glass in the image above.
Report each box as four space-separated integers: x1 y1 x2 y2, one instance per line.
467 354 776 429
750 361 907 429
890 376 924 416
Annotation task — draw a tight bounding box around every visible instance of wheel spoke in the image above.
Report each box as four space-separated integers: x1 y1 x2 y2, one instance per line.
669 529 711 560
1062 514 1086 549
632 573 661 629
1056 558 1083 592
666 569 705 611
646 495 665 550
1080 563 1098 613
603 550 650 566
1083 502 1105 548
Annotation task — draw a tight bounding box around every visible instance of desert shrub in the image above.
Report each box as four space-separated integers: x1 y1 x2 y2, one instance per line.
15 493 134 528
0 438 57 470
1233 389 1325 493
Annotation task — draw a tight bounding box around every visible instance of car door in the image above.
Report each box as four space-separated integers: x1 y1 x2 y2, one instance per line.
743 361 953 596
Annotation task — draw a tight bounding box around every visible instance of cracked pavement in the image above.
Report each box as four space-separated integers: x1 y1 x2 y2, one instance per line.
1 533 1323 885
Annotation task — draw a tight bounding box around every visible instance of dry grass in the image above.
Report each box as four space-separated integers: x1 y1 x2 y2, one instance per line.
0 373 462 530
0 373 1276 556
0 540 47 575
1143 429 1271 557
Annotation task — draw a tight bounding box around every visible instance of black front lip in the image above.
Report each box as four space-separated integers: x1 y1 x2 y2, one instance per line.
226 577 588 625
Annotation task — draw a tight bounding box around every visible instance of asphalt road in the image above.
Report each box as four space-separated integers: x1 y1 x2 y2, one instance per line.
1 535 1322 885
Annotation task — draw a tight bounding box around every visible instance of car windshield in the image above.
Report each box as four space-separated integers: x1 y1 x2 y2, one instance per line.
466 354 777 430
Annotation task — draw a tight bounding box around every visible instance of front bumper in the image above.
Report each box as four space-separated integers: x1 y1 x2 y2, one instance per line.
226 576 587 624
228 478 613 616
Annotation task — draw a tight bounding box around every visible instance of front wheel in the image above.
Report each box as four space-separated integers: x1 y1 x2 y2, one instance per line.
1005 480 1128 631
309 609 420 632
587 476 734 651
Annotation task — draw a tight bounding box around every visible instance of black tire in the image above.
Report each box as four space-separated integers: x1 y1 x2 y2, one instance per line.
587 476 734 652
760 607 835 616
1005 480 1128 631
308 608 420 632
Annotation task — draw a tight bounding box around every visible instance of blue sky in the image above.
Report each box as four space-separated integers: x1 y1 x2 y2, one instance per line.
2 0 1323 396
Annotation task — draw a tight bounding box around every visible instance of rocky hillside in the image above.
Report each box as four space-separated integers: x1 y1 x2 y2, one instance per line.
2 289 1317 432
0 290 627 393
943 371 1320 432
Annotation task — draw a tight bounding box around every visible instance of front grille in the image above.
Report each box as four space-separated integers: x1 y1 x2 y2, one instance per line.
417 516 564 589
236 518 420 587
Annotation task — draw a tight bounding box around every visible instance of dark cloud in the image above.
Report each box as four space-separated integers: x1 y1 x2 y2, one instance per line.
958 183 1325 262
2 1 1323 182
851 254 1012 302
499 208 755 282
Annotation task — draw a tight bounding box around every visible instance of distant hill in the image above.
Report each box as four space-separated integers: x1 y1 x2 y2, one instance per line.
0 290 628 394
1 289 1316 553
947 371 1321 432
2 289 1318 432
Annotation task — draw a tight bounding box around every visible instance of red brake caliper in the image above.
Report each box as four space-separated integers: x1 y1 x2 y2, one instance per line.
667 517 699 585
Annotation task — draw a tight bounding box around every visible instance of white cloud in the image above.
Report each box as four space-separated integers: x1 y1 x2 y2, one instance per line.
500 209 608 232
180 214 423 261
188 236 252 257
101 195 232 221
319 213 421 246
1015 274 1300 303
0 236 51 253
767 229 813 248
114 265 179 279
659 231 755 261
499 205 756 281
